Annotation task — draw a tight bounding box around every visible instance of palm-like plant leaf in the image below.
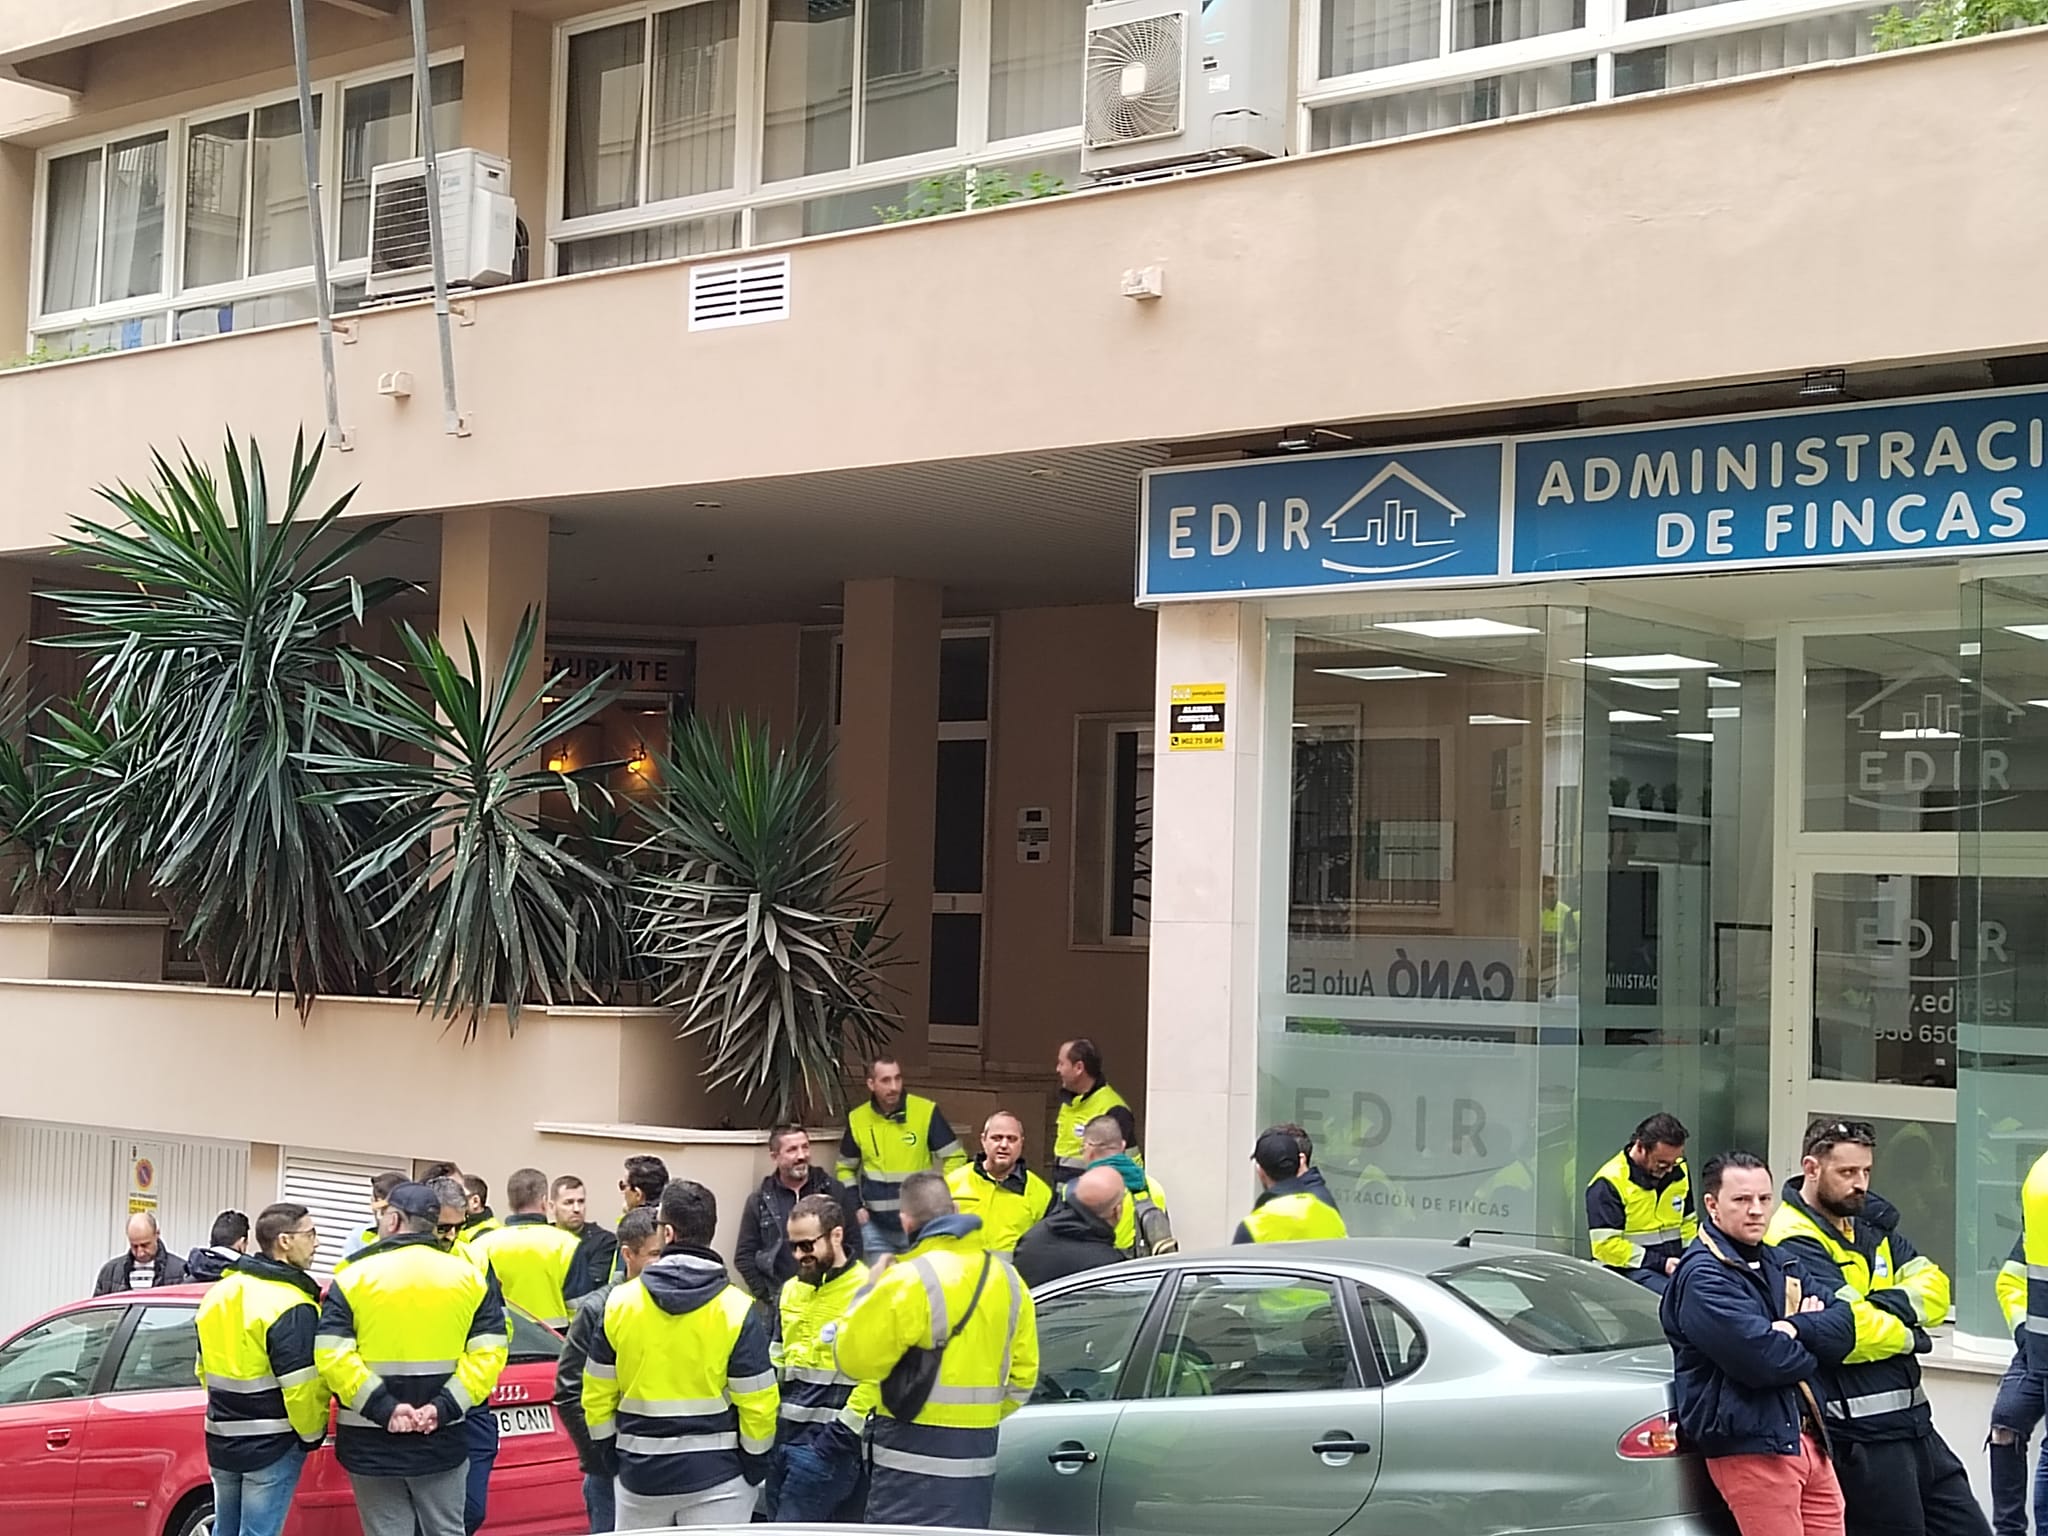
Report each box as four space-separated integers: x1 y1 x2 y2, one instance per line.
631 714 899 1124
42 432 412 1007
303 607 625 1037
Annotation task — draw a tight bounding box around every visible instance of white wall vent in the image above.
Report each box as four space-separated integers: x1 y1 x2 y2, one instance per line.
1082 0 1290 180
689 254 793 331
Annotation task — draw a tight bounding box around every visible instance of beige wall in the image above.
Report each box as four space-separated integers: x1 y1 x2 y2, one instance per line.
0 33 2043 549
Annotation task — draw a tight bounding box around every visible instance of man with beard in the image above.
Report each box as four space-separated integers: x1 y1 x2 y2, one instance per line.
836 1057 966 1259
1766 1120 1984 1536
738 1126 863 1304
766 1194 876 1521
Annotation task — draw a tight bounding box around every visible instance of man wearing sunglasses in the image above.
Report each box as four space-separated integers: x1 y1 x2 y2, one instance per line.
1767 1120 1983 1536
766 1194 876 1522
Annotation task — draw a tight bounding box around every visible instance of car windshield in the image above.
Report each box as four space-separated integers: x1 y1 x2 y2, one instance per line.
1431 1253 1666 1356
506 1306 562 1363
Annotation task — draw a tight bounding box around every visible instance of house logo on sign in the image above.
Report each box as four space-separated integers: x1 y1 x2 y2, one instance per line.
1321 462 1469 577
1846 663 2023 813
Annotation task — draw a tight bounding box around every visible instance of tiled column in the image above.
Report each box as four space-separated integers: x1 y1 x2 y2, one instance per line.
838 578 942 1073
438 508 549 702
1145 600 1274 1250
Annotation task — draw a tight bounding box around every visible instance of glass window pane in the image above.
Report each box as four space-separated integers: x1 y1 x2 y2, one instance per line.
1031 1276 1159 1404
100 132 168 302
988 0 1085 139
565 20 647 218
110 1307 200 1393
1321 0 1443 75
764 0 855 182
0 1309 122 1403
174 285 318 340
1311 63 1590 148
1434 1253 1665 1355
1356 1286 1427 1381
182 114 248 290
1155 1272 1353 1396
35 313 168 356
751 180 906 243
862 0 960 163
933 738 988 894
42 149 102 314
428 60 464 155
930 910 982 1026
557 213 740 275
341 76 413 261
650 2 740 202
1453 0 1583 50
250 97 320 276
1803 630 1991 833
1615 13 1872 95
938 635 990 722
1110 727 1153 940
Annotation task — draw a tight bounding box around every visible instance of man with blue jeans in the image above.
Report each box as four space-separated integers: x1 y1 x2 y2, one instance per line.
768 1194 874 1521
196 1203 332 1536
556 1206 664 1531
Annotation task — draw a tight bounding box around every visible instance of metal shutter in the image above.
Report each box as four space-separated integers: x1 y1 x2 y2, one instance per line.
0 1119 117 1334
281 1149 407 1277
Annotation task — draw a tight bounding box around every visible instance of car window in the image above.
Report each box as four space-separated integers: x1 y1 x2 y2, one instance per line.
0 1309 124 1404
110 1307 201 1393
1356 1286 1426 1383
1030 1275 1159 1405
1152 1271 1356 1398
1432 1254 1666 1356
507 1306 562 1364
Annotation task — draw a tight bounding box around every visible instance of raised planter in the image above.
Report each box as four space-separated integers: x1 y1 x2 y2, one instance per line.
0 914 169 982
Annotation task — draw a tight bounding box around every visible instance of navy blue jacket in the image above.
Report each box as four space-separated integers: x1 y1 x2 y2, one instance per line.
1661 1225 1856 1459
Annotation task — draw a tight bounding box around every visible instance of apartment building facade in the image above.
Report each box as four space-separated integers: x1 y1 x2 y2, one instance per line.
0 0 2040 1346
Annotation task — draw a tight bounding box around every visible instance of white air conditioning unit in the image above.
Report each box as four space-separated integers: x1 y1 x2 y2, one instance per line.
367 148 517 300
1082 0 1289 180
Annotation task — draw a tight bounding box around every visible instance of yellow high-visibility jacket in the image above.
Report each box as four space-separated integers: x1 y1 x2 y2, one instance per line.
467 1213 584 1326
772 1260 880 1441
947 1162 1053 1254
195 1255 332 1473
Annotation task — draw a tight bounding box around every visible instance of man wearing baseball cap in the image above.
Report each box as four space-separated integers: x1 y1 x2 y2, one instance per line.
1235 1126 1348 1244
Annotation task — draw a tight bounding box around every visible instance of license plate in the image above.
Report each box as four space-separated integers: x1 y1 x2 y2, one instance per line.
494 1404 555 1437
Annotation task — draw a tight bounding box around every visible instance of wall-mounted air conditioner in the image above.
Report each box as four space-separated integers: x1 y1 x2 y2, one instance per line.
367 148 517 300
1081 0 1289 181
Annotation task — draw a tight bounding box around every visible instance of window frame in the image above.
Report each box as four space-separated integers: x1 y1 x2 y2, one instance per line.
28 48 464 350
1071 712 1154 953
0 1304 131 1405
547 0 1084 276
1139 1266 1372 1399
104 1303 204 1398
1026 1270 1170 1406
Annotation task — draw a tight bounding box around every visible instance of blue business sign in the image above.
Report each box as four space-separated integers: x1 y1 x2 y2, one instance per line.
1138 386 2048 602
1139 442 1507 600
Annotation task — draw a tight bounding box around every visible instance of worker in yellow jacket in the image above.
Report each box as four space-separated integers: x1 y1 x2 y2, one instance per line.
1236 1126 1349 1243
465 1167 587 1326
768 1193 879 1521
837 1056 967 1259
947 1110 1052 1254
1053 1038 1128 1185
583 1178 777 1528
196 1202 332 1536
1990 1149 2048 1536
836 1171 1037 1528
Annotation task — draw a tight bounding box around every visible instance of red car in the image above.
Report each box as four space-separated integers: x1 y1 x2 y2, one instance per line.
0 1284 586 1536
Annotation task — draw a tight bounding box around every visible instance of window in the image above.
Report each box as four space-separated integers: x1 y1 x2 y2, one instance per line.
760 0 965 179
507 1306 565 1363
33 59 463 352
1291 722 1451 911
1356 1286 1427 1382
931 630 993 1035
1154 1272 1357 1397
564 3 741 220
1074 718 1152 947
110 1307 201 1394
1433 1254 1666 1356
988 0 1086 140
0 1309 123 1404
1031 1275 1159 1404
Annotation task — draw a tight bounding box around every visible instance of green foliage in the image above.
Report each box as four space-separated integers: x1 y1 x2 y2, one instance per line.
0 667 101 916
0 338 113 371
877 166 1069 223
1873 0 2048 47
305 608 624 1037
45 433 412 1009
631 715 898 1123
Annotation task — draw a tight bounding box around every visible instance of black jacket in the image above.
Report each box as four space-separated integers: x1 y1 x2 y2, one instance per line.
554 1278 616 1475
734 1169 863 1303
1662 1225 1855 1459
94 1244 187 1295
184 1246 241 1284
1015 1198 1124 1289
565 1224 619 1303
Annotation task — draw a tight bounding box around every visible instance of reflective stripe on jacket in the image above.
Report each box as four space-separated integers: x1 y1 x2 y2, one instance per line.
468 1213 582 1326
1586 1149 1697 1277
1765 1185 1944 1441
837 1095 966 1230
946 1162 1052 1254
1053 1082 1129 1174
772 1261 880 1440
196 1256 332 1473
581 1247 778 1497
314 1232 508 1477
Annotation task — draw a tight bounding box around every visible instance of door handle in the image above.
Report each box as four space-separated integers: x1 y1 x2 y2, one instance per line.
1312 1435 1372 1456
1047 1443 1099 1472
45 1428 72 1449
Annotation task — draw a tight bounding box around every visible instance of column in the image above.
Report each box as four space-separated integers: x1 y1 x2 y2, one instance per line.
437 507 549 701
1145 601 1274 1250
456 7 555 253
838 579 942 1074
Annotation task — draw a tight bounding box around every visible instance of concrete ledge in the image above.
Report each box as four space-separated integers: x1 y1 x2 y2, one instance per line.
0 912 168 982
538 1121 772 1146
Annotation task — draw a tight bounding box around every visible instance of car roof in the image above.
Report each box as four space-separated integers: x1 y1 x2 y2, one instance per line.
1134 1236 1551 1275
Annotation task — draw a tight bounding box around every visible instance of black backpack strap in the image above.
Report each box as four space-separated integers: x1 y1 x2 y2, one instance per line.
942 1255 994 1343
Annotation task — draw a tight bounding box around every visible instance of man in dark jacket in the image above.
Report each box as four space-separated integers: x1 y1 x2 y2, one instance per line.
551 1175 619 1302
555 1207 663 1533
1015 1167 1126 1288
95 1212 187 1294
1663 1150 1856 1536
185 1209 250 1283
735 1126 861 1304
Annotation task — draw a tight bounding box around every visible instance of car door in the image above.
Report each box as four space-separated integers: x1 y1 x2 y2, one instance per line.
992 1272 1166 1536
1096 1268 1384 1536
0 1306 128 1536
74 1304 208 1536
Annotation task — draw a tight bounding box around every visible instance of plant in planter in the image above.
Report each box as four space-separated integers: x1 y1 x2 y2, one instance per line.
1635 782 1658 811
1608 775 1633 808
305 608 624 1037
1659 782 1681 814
631 714 898 1126
44 433 412 1009
0 675 96 915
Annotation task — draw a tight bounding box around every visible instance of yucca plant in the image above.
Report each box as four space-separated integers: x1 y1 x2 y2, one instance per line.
0 672 98 916
44 432 411 1007
305 608 624 1036
631 714 898 1124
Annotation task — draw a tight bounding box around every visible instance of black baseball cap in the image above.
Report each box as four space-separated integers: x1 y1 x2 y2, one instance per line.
1252 1129 1302 1181
387 1182 442 1221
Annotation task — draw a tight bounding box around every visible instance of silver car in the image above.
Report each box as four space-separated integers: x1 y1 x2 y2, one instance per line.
991 1239 1731 1536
